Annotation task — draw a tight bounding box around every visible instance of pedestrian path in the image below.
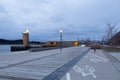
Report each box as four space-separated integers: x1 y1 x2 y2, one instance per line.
0 47 89 80
104 52 120 72
110 52 120 61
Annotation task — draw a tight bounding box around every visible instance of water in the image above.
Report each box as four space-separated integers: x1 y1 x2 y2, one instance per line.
0 45 11 52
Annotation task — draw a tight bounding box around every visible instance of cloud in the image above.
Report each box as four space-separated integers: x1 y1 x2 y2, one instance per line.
0 0 120 41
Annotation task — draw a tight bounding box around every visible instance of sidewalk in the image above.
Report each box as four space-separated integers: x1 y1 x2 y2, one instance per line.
0 46 89 80
109 52 120 61
61 49 120 80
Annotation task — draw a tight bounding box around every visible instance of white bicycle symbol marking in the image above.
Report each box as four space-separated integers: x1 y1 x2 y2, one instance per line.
73 65 96 78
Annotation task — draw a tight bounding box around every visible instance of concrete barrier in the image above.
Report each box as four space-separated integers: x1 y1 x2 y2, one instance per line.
11 46 29 52
29 46 73 52
29 47 59 52
11 45 73 52
11 45 42 52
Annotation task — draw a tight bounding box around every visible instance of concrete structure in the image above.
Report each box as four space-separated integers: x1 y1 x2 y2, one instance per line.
23 29 29 46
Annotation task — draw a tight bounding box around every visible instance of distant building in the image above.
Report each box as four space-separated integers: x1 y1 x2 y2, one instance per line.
42 41 59 47
73 41 80 46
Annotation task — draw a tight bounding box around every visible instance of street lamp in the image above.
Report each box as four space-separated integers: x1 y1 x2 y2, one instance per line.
60 30 63 51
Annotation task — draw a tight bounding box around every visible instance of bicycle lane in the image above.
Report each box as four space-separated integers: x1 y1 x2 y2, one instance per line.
60 49 120 80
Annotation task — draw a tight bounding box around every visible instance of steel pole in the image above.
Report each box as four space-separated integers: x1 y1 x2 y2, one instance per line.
60 32 62 51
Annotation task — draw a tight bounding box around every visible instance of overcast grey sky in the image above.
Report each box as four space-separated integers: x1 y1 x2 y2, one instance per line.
0 0 120 41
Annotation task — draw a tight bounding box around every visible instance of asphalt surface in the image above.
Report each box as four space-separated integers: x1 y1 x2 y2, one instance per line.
60 49 120 80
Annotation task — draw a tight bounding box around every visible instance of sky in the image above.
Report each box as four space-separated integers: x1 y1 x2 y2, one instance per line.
0 0 120 41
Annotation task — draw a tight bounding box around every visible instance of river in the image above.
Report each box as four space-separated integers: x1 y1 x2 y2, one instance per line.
0 45 11 53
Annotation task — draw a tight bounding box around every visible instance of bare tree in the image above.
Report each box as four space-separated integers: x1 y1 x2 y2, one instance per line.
101 35 107 44
85 37 91 46
106 24 117 39
105 23 118 45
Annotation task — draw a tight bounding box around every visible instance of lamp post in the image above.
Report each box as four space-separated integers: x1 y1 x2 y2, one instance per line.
60 30 63 51
77 38 80 46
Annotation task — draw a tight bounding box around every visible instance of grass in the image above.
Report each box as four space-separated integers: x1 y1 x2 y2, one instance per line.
101 46 120 52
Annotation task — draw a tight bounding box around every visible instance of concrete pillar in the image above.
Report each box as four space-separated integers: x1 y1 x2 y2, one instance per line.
23 29 29 46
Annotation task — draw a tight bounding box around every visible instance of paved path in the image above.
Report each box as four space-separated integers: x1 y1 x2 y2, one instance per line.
109 52 120 61
0 46 89 80
61 49 120 80
104 52 120 72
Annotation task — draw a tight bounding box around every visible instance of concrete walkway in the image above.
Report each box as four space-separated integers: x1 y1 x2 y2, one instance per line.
0 46 89 80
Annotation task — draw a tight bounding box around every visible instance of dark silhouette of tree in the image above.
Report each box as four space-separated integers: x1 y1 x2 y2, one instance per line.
0 39 43 45
110 31 120 45
106 23 117 40
102 23 118 45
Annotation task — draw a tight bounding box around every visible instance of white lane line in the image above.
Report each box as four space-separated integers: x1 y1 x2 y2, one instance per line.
89 53 108 61
66 73 71 80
